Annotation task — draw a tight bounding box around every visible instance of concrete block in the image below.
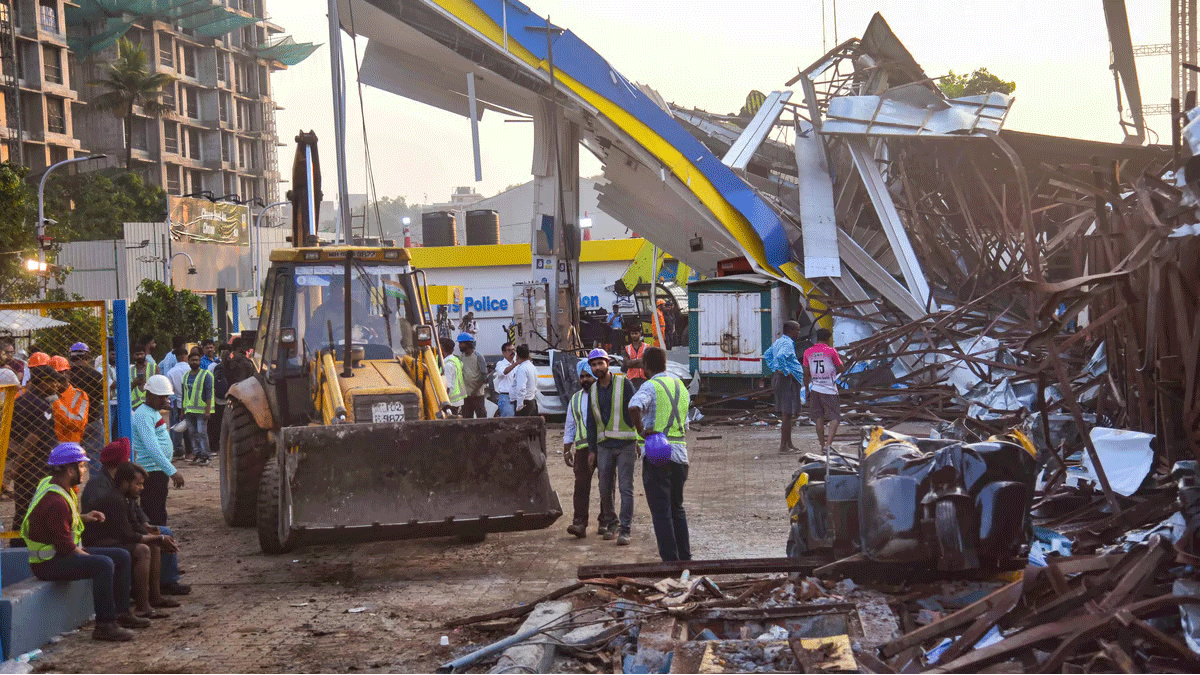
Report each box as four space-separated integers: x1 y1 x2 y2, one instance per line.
0 551 33 589
0 576 94 660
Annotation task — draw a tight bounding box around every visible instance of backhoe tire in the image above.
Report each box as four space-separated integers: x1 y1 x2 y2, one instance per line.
220 399 271 527
257 457 297 554
934 499 978 571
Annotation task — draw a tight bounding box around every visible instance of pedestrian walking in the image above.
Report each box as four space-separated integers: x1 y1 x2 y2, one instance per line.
181 347 214 465
564 361 598 538
802 328 845 453
629 346 691 562
585 348 637 545
440 338 464 415
764 321 805 455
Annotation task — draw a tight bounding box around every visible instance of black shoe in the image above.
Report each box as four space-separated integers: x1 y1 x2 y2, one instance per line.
160 582 191 596
93 622 134 642
566 523 586 538
116 614 151 629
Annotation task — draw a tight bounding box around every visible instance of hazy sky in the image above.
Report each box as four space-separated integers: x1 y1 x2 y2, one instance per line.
269 1 1175 206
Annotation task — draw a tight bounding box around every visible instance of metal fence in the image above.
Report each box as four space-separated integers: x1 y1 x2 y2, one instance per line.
0 301 110 538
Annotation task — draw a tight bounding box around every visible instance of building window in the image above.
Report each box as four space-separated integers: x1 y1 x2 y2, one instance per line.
166 164 181 193
237 100 253 129
219 93 229 123
159 36 174 68
179 45 197 78
161 82 176 111
185 127 201 160
131 117 148 151
38 2 57 33
46 97 66 134
179 86 199 119
42 46 62 84
49 145 67 165
189 169 204 194
221 132 232 162
216 53 226 83
164 122 179 154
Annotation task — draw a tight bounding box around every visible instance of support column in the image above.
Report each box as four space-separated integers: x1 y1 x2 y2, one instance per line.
530 98 580 350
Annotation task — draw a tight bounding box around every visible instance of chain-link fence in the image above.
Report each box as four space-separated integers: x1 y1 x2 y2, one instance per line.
0 301 110 538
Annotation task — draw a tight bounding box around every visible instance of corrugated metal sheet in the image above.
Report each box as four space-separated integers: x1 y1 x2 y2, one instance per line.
55 240 126 301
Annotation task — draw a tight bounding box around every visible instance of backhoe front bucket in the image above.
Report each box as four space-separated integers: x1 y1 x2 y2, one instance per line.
262 417 561 550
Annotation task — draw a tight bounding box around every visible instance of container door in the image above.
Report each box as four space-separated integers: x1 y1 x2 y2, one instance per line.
697 292 761 375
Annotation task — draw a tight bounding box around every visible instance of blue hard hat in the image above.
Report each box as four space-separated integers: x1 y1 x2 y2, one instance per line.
643 433 671 466
456 332 475 343
48 442 87 466
577 360 594 378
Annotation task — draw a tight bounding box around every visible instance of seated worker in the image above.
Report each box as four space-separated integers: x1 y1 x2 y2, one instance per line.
22 442 150 641
304 275 386 351
82 439 189 596
83 462 181 619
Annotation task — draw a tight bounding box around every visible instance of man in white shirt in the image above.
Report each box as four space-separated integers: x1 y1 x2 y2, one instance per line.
165 349 191 459
511 345 539 416
493 342 517 418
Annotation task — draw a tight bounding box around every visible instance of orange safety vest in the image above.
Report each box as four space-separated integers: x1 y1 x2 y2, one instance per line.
625 342 646 380
53 385 89 443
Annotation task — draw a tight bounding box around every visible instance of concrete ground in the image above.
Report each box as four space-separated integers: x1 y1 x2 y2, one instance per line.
18 422 879 673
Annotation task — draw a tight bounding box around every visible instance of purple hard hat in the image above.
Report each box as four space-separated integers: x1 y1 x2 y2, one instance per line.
68 342 90 354
48 442 87 466
586 348 611 364
643 433 671 466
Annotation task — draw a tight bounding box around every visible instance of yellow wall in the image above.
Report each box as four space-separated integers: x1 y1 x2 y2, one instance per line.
407 238 665 269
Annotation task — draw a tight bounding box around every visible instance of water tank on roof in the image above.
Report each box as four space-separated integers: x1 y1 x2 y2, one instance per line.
465 209 500 246
422 211 457 247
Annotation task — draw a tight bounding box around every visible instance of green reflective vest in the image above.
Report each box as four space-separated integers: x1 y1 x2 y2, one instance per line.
182 368 213 414
444 355 465 405
21 476 83 564
569 390 589 449
130 362 156 409
590 375 637 442
648 375 689 441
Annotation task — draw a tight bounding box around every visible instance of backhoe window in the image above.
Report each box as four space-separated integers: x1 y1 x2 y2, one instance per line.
292 265 415 360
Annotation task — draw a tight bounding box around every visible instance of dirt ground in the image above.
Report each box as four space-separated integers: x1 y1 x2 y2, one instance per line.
21 421 897 673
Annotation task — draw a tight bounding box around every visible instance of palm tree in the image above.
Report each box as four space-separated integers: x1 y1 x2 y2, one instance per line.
89 37 176 170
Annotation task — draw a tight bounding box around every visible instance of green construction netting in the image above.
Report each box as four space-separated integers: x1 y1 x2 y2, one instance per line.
250 36 320 67
66 0 316 64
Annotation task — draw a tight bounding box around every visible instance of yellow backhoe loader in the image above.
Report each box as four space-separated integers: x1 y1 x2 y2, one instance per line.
220 133 561 553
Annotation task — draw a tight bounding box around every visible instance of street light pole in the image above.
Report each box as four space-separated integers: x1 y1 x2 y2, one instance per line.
37 153 106 298
168 251 195 289
253 200 287 294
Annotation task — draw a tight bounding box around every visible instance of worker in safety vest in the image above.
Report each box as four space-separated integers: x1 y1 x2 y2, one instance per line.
585 348 637 545
629 345 692 562
50 355 89 444
181 347 214 465
623 327 647 390
563 360 597 538
21 442 147 641
130 342 156 410
440 337 464 414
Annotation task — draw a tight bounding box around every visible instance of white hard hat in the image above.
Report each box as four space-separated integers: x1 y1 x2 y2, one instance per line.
145 373 174 396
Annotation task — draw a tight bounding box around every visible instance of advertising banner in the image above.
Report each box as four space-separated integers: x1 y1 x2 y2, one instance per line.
168 195 249 246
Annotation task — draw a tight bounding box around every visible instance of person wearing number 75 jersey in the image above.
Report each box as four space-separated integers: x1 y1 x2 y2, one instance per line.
802 328 845 453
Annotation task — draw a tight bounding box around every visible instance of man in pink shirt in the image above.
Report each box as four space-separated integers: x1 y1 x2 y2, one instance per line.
802 328 845 452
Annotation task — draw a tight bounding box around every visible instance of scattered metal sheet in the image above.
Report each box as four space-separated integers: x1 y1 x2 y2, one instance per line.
722 90 793 171
823 92 1012 137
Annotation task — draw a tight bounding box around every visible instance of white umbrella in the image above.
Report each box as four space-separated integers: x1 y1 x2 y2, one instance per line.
0 309 70 333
